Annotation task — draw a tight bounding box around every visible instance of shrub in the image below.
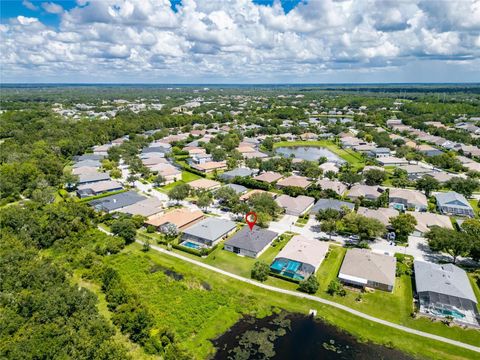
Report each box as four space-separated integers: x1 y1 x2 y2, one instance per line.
327 279 346 296
251 261 270 282
299 275 319 294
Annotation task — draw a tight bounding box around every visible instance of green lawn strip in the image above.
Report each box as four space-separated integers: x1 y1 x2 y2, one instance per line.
316 245 346 290
109 244 479 360
468 274 480 311
468 199 479 217
203 244 256 278
182 170 202 183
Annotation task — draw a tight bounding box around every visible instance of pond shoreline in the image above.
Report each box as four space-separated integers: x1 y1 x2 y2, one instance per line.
212 312 415 360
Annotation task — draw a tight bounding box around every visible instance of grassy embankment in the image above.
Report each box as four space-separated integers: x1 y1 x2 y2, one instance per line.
102 243 480 360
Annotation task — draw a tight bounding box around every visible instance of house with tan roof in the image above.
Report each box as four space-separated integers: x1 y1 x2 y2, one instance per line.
270 235 329 280
406 211 453 237
146 208 204 233
357 207 398 226
347 185 384 201
275 195 315 216
191 160 227 173
339 249 396 292
148 163 181 183
276 175 312 189
389 188 428 211
253 171 283 184
188 178 221 191
317 179 347 195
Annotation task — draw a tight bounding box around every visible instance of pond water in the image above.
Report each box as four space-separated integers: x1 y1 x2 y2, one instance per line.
212 312 413 360
276 146 345 164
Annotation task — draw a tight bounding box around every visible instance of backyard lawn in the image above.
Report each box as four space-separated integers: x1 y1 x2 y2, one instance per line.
157 170 202 193
103 243 480 360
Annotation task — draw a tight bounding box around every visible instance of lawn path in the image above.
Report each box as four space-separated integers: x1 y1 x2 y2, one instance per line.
136 239 480 354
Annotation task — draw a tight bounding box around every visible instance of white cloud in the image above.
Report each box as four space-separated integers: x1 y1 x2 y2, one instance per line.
41 2 64 15
1 0 480 82
22 0 38 11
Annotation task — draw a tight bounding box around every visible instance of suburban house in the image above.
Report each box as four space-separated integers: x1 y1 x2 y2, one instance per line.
223 183 248 194
270 235 329 280
89 191 146 213
117 197 164 217
357 207 399 226
191 160 227 173
338 249 396 292
219 167 256 181
188 178 222 191
377 156 409 166
389 188 428 211
368 147 391 158
406 211 453 237
275 194 315 216
317 179 347 195
72 165 99 176
189 153 213 164
253 171 284 184
397 164 433 180
78 171 111 185
148 163 181 184
76 180 123 198
276 175 312 189
224 225 278 258
181 217 237 247
146 208 204 233
414 261 478 326
319 162 339 174
435 192 475 217
347 185 384 201
310 198 355 214
73 159 101 169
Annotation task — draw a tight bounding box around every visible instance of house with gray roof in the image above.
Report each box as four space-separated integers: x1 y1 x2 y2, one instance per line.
435 191 474 217
310 199 354 214
181 217 237 247
89 191 146 213
219 167 256 181
73 159 101 169
414 261 478 326
368 147 391 158
223 183 248 194
275 195 315 216
78 171 110 185
338 249 396 292
224 225 278 258
74 154 104 162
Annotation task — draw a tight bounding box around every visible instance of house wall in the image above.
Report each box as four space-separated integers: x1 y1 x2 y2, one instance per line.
223 244 258 258
438 205 474 217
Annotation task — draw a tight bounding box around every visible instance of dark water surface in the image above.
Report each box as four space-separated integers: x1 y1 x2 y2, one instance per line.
212 313 415 360
276 146 344 164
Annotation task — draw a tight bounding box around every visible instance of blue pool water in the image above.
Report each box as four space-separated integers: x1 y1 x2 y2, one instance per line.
270 259 305 280
432 308 465 319
181 241 202 250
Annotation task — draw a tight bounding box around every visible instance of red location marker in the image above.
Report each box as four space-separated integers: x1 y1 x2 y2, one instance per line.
245 211 257 231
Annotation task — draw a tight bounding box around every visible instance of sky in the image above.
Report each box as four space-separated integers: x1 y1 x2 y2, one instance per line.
1 0 480 84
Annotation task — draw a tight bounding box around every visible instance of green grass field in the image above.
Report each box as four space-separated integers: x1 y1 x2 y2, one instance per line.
272 140 365 168
104 244 480 360
157 171 202 193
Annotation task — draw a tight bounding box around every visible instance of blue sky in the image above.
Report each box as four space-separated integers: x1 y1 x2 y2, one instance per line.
1 0 479 83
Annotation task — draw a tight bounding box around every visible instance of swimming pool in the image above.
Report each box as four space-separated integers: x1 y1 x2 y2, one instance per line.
432 308 465 319
181 241 203 250
270 259 305 280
